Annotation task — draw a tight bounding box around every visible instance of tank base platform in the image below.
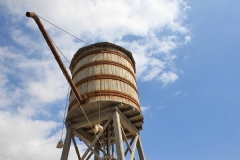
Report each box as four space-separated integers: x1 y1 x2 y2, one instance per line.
62 104 145 160
66 103 144 140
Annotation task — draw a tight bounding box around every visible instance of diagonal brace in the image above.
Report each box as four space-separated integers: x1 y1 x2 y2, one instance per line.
130 135 139 160
71 135 81 160
121 125 133 155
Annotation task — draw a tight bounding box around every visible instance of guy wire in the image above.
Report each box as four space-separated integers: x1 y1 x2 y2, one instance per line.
50 37 71 64
61 86 70 140
38 14 100 50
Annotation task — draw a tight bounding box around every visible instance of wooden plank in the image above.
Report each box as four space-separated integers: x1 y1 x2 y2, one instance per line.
71 112 112 129
74 131 100 160
73 129 92 144
137 136 146 160
107 125 111 155
124 138 134 156
98 136 115 141
115 107 139 136
113 110 125 160
99 146 107 156
71 107 112 122
124 127 143 137
71 135 81 160
81 116 112 159
94 145 100 160
86 152 93 160
121 107 135 113
123 127 142 133
83 141 101 160
132 119 144 125
84 127 94 132
130 135 139 160
60 126 72 160
121 125 132 156
102 128 106 158
111 122 114 156
128 113 143 121
78 129 94 143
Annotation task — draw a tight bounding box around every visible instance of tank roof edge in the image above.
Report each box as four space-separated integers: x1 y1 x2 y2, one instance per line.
70 42 136 72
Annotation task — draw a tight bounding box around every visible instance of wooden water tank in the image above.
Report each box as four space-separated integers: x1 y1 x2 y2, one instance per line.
66 42 143 130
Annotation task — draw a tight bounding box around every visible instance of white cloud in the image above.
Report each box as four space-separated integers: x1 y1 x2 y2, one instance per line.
173 90 182 96
143 67 162 81
10 28 40 52
0 111 86 160
0 44 84 160
0 111 59 159
0 45 68 112
141 106 150 112
156 106 164 109
158 71 178 86
185 35 191 43
150 113 153 118
183 54 191 61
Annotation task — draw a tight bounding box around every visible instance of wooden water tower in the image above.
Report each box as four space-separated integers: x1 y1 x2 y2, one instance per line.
25 12 145 160
61 42 145 160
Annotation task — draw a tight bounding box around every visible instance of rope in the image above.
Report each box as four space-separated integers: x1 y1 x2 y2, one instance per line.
38 14 100 50
60 86 70 140
50 37 71 64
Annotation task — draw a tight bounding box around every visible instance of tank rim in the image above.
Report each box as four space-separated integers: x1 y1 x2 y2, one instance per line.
70 42 136 72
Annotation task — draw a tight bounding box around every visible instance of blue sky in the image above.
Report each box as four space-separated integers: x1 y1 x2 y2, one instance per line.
0 0 240 160
140 1 240 159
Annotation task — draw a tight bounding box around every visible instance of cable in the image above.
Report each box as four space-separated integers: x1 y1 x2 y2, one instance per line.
50 37 71 64
38 14 106 65
38 14 100 50
60 86 70 140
